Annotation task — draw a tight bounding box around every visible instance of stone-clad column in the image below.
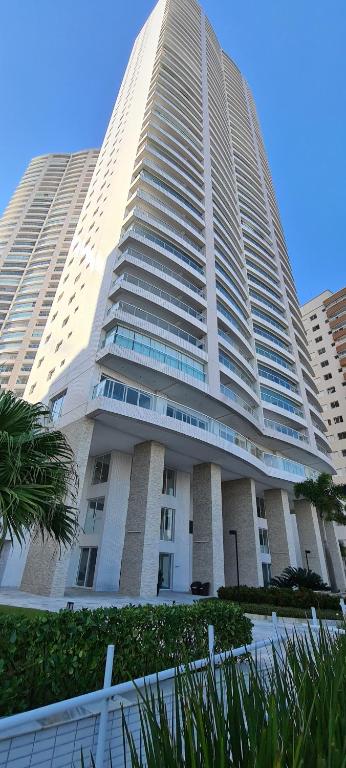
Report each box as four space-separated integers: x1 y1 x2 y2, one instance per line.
321 520 346 591
264 489 298 578
294 499 329 583
21 417 94 597
119 441 165 598
192 463 224 596
222 478 263 587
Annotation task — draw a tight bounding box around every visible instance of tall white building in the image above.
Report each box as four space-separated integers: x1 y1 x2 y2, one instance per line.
0 150 99 396
11 0 346 596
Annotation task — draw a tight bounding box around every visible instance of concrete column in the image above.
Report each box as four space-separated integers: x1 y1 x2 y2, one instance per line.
119 441 165 598
21 417 94 597
94 452 132 591
294 499 329 583
192 463 225 596
222 478 263 587
321 520 346 592
264 489 298 578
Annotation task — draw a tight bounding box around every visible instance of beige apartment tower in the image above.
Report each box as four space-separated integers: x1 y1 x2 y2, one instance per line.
301 289 346 577
6 0 345 596
0 150 99 396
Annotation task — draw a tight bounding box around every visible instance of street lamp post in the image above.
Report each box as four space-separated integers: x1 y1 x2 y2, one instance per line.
229 529 240 587
305 549 311 570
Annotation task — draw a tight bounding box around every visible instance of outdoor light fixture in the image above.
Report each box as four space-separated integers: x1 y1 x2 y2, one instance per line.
229 529 240 587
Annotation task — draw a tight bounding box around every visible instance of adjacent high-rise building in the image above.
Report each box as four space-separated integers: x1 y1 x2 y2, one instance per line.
301 289 346 575
7 0 345 596
0 150 99 396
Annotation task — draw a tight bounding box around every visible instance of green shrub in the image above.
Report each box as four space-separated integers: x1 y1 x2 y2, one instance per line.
271 566 329 590
0 600 251 716
218 585 340 610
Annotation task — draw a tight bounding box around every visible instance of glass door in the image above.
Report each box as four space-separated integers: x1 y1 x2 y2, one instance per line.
76 547 98 588
159 553 173 589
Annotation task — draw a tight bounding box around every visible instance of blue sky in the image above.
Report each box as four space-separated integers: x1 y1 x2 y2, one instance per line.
1 0 345 304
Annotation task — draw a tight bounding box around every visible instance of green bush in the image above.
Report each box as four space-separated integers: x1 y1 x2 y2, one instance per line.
0 600 251 716
218 585 340 610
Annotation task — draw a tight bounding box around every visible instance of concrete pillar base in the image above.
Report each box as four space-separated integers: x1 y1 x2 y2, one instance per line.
192 463 224 596
264 488 297 579
222 478 263 587
119 441 165 598
294 499 329 583
20 418 94 597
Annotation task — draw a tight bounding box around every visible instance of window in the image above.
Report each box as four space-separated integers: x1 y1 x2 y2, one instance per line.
312 324 320 331
338 432 346 440
342 450 346 457
310 314 317 321
259 528 270 554
92 453 110 484
334 416 343 424
321 360 329 368
324 373 332 380
84 498 104 535
315 336 322 343
262 562 272 587
331 401 339 408
327 387 336 394
50 390 66 421
160 508 175 541
317 347 326 355
47 368 55 381
162 468 176 496
76 547 98 587
62 316 69 327
159 553 172 589
256 497 266 518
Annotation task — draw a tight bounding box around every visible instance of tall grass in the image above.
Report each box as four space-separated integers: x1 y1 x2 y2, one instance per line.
122 628 346 767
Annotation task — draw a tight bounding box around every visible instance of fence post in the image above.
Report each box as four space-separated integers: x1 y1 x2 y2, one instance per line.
340 598 346 618
311 606 318 630
95 644 115 768
208 624 215 671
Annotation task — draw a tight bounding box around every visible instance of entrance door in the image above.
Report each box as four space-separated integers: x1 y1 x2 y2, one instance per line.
159 553 173 589
76 547 98 588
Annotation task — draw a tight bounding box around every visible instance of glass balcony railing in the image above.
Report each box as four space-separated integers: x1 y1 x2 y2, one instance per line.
102 325 205 382
264 418 309 442
252 307 288 334
131 206 203 252
140 169 202 217
115 248 204 296
249 288 285 317
121 223 204 274
220 383 258 417
254 325 290 350
261 387 304 418
92 375 318 480
258 365 298 393
219 352 256 391
136 189 202 236
106 301 204 348
218 328 254 366
112 274 205 320
255 343 293 371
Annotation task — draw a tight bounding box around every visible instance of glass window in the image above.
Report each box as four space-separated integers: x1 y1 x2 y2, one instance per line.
76 547 98 587
262 562 272 586
259 528 270 554
256 497 266 518
162 468 176 496
92 453 110 484
159 553 173 589
50 390 67 422
160 508 175 541
84 498 104 535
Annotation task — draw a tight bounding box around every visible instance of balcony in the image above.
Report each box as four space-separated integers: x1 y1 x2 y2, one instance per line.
115 248 205 298
111 273 205 322
105 301 204 349
220 383 258 418
119 224 204 275
264 418 309 443
91 376 319 481
261 387 304 418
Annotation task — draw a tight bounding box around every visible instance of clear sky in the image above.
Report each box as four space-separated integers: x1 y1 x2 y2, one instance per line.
1 0 345 304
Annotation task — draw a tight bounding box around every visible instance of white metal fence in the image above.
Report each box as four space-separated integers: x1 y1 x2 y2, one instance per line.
0 605 345 768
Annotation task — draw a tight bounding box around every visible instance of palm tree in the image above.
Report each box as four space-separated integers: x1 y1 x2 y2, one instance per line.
0 390 79 550
294 473 346 590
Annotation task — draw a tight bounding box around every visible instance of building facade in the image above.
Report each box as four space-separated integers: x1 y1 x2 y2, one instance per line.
301 289 346 574
8 0 346 596
0 150 99 397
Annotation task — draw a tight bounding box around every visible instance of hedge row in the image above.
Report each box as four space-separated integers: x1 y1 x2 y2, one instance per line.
218 585 341 610
0 600 252 717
